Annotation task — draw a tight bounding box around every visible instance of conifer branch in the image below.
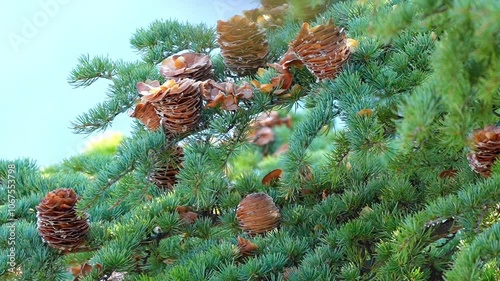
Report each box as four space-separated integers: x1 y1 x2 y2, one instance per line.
70 62 160 135
130 19 217 64
444 221 500 280
68 54 116 88
280 82 339 201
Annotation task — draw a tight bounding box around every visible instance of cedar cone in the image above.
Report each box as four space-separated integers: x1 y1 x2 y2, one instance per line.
237 236 258 257
248 126 275 146
160 52 214 81
236 192 281 235
148 146 184 190
36 188 89 251
176 206 198 224
248 111 292 146
288 20 350 80
201 80 253 111
254 111 292 128
136 79 203 135
129 101 161 130
71 262 103 281
217 15 269 75
467 125 500 177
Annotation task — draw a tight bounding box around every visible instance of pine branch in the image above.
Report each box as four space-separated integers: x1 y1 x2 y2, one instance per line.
280 81 339 201
130 19 217 64
68 54 116 88
375 174 500 279
444 221 500 280
77 130 165 212
70 62 160 135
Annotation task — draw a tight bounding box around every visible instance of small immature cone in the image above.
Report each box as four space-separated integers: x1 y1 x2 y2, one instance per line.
217 15 269 75
237 236 258 257
148 146 184 190
176 206 198 224
71 262 103 281
288 20 350 80
36 188 89 251
236 192 281 235
467 125 500 177
160 52 214 81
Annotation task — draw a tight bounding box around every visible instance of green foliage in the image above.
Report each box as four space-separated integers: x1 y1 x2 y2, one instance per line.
130 19 217 65
68 54 116 88
2 0 499 280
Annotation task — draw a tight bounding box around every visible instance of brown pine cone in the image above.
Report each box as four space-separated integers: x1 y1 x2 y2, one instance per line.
288 20 350 80
247 111 292 146
129 101 161 130
467 125 500 177
137 79 203 135
200 80 253 111
176 206 198 224
148 146 184 190
217 15 269 75
36 188 89 251
237 236 258 257
160 52 214 81
236 192 281 235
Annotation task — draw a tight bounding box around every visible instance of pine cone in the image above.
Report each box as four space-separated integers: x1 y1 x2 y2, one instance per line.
248 126 275 146
248 111 292 146
176 206 198 224
160 52 214 81
36 188 89 251
254 111 292 128
237 236 258 257
217 15 269 75
148 146 183 190
467 125 500 177
129 102 161 130
201 80 253 111
288 20 350 80
236 192 281 235
137 79 203 135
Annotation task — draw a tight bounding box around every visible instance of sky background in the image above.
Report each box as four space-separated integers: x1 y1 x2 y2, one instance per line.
0 0 258 167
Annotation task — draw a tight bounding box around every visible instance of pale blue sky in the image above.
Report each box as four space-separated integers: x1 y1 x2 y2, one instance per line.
0 0 258 167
